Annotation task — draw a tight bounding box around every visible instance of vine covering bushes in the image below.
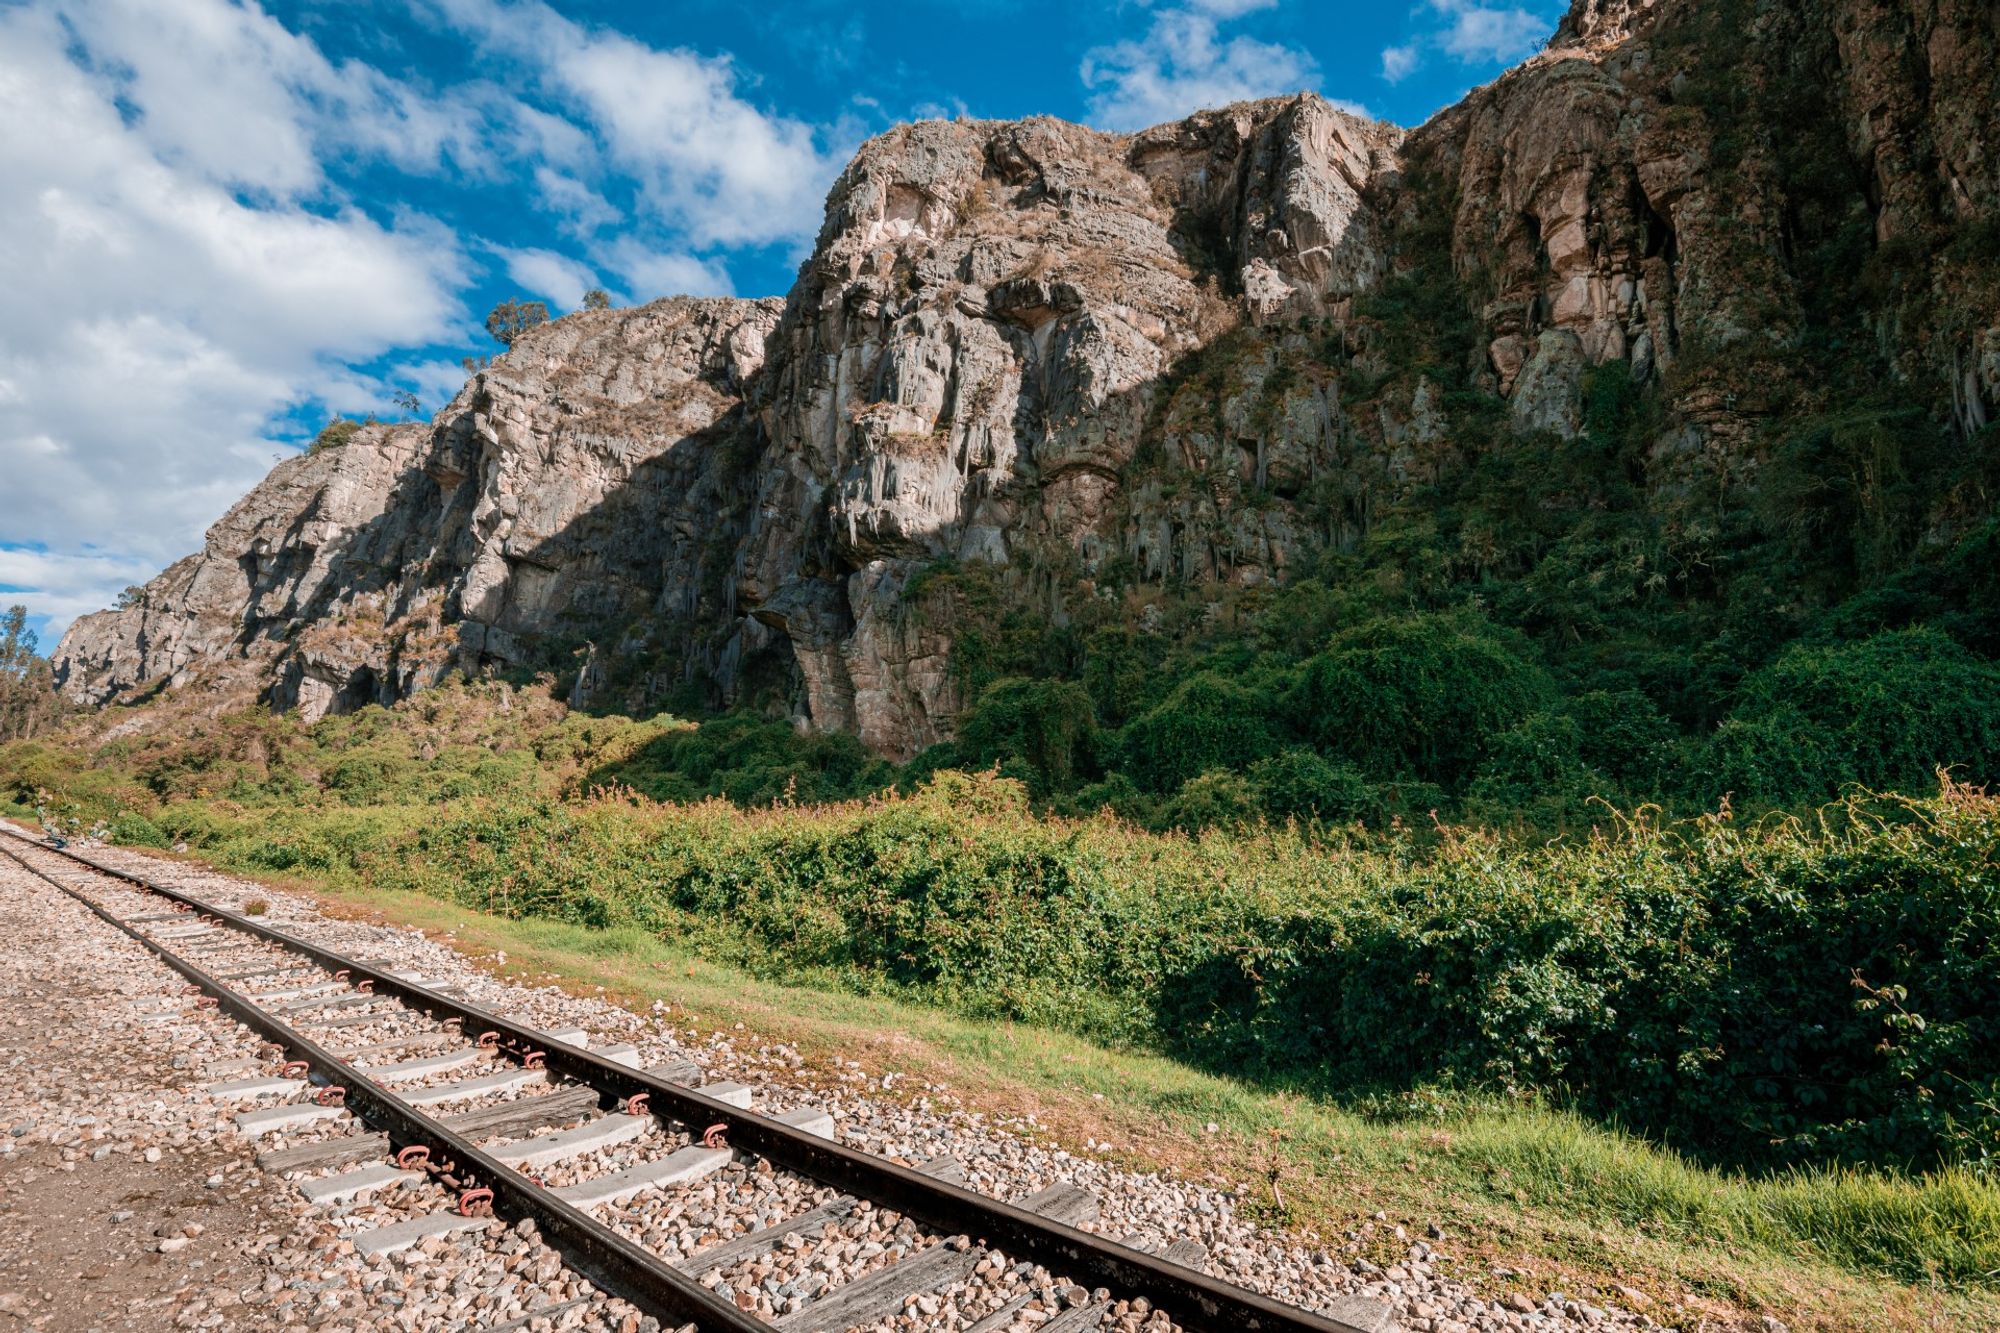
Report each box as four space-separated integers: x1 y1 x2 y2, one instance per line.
40 751 1992 1177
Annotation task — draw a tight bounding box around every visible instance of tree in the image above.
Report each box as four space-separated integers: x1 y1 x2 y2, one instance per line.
0 605 62 742
114 586 147 610
581 288 611 311
485 298 550 346
953 677 1098 796
1122 672 1279 793
390 389 422 417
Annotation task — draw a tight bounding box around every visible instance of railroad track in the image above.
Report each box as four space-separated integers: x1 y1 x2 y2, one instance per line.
0 828 1373 1333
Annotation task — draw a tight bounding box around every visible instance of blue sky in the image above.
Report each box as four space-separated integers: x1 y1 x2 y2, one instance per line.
0 0 1564 648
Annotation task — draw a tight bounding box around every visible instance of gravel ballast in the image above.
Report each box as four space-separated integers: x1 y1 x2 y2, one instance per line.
0 828 1670 1333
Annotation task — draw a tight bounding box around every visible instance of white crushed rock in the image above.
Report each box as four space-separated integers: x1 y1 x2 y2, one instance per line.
4 827 1672 1333
0 838 656 1332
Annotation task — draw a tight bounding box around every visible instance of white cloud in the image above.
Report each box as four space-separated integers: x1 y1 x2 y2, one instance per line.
0 2 467 643
500 247 601 313
601 244 738 303
0 546 166 646
1080 2 1320 132
57 0 487 199
433 0 848 249
399 359 484 413
1380 43 1420 83
531 167 623 236
1185 0 1282 16
1431 0 1554 64
1382 1 1558 85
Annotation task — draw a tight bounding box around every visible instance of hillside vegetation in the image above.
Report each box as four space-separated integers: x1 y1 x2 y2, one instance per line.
7 688 2000 1328
7 684 1999 1184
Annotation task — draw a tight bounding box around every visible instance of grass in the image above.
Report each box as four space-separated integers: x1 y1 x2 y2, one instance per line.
52 824 1992 1333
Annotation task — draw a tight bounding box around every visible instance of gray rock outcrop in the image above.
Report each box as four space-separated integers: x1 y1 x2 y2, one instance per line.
53 0 2000 756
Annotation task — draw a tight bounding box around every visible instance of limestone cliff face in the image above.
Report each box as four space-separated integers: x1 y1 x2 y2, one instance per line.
51 424 431 710
56 297 781 720
54 0 2000 753
737 102 1401 754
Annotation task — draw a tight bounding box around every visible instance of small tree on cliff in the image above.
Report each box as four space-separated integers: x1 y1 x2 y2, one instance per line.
581 288 611 311
0 605 62 742
485 298 550 346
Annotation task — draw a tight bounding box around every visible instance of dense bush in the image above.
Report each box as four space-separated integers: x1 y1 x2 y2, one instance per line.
586 712 894 805
1709 628 2000 802
78 772 1995 1174
1247 748 1373 823
1287 610 1558 788
1463 712 1607 825
1120 672 1279 792
952 677 1098 795
105 812 169 848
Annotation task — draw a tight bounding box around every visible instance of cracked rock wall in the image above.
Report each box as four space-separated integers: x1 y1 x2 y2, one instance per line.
54 0 2000 756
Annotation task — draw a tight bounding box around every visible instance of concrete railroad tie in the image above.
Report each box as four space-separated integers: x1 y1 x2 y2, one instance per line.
206 1075 307 1102
234 1101 348 1138
299 1162 423 1205
352 1210 493 1259
366 1048 482 1084
486 1112 651 1171
550 1105 838 1209
401 1066 546 1107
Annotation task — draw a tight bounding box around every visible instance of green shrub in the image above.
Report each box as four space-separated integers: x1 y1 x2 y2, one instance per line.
1563 689 1677 791
587 713 895 805
1287 609 1557 787
1158 768 1262 831
1080 628 1171 725
320 776 2000 1174
1709 628 2000 802
308 418 362 455
105 813 169 848
1463 712 1608 825
954 677 1098 795
1248 748 1372 823
1061 771 1153 823
1121 672 1280 792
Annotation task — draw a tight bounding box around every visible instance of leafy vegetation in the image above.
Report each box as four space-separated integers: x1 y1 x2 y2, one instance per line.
7 682 2000 1193
307 417 363 455
0 606 62 742
485 297 550 346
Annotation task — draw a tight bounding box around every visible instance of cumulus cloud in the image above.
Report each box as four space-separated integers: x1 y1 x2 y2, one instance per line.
0 0 854 645
0 546 167 643
1379 0 1559 87
0 1 468 642
499 247 602 313
1432 0 1556 63
432 0 849 249
1081 1 1322 131
57 0 488 199
601 245 738 304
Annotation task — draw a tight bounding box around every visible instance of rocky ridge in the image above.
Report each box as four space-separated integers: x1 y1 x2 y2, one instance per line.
54 0 2000 756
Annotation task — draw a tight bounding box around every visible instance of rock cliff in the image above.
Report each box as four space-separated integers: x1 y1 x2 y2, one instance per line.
55 0 2000 756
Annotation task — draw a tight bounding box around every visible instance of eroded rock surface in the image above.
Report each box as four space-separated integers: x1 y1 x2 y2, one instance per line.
55 0 2000 755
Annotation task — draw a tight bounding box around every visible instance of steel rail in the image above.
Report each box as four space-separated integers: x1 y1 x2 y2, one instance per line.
1 828 1368 1333
0 836 761 1333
